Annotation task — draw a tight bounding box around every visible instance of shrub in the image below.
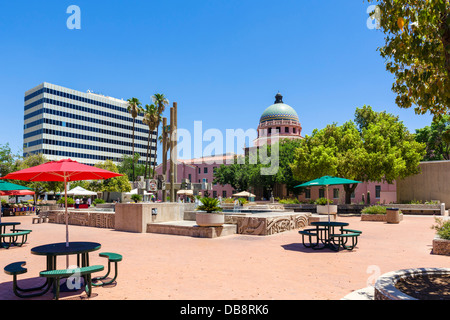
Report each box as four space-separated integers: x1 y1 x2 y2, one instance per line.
432 218 450 240
196 197 223 213
278 198 300 204
314 197 332 205
131 194 142 203
57 197 75 205
93 198 105 206
237 198 248 205
361 205 386 215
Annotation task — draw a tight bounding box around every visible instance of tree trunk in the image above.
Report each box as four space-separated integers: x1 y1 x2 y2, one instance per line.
132 118 136 181
152 123 160 179
145 130 150 179
343 183 358 204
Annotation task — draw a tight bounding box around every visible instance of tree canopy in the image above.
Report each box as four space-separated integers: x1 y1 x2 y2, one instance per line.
366 0 450 117
415 114 450 160
291 106 425 203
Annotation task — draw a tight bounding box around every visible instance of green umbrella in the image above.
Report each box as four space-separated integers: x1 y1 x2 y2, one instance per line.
294 176 361 222
0 181 34 223
0 180 34 193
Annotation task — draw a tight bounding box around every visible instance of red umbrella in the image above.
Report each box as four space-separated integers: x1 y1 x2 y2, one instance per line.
0 190 35 196
2 159 122 247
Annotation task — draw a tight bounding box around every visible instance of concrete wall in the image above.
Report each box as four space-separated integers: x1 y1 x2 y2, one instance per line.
115 203 194 233
397 161 450 209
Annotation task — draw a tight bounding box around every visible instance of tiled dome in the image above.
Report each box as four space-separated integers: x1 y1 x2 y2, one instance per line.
259 93 299 123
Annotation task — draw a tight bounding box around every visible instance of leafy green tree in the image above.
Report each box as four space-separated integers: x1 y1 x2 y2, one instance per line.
117 153 146 179
88 160 131 202
127 97 143 181
291 106 425 203
415 114 450 160
0 143 20 177
366 0 450 116
213 156 253 192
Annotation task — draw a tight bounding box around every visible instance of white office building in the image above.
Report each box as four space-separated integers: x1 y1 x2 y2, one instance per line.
23 82 156 167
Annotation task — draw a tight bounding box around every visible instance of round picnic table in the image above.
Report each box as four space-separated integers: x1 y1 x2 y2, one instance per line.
310 221 349 250
31 241 102 270
7 242 102 298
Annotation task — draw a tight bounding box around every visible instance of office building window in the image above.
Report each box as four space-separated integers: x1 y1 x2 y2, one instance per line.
222 190 227 198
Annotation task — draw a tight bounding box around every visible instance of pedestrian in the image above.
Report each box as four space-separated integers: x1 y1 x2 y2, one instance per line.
75 197 80 209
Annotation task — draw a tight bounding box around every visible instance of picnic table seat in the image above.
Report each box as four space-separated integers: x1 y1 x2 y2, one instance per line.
298 229 319 248
93 252 122 286
1 230 31 249
4 261 49 298
40 265 104 300
330 229 362 251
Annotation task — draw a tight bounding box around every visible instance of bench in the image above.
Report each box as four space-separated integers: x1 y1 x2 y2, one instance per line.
93 252 123 286
32 211 49 224
330 230 362 251
4 261 28 298
40 265 104 300
4 261 50 298
298 229 319 248
1 230 31 249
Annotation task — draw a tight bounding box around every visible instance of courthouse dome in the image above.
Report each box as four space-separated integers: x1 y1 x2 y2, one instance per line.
259 93 299 124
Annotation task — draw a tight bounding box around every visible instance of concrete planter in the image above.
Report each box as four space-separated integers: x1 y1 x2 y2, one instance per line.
361 213 403 222
316 205 337 215
374 268 450 300
196 212 225 227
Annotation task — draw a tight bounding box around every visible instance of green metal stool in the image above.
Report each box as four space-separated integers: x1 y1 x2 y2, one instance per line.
92 252 122 286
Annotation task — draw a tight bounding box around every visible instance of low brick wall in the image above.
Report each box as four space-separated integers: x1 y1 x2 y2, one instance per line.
361 213 404 222
47 210 115 229
432 236 450 256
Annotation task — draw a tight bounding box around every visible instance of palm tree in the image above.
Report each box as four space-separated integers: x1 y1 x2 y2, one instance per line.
142 104 159 179
151 93 169 178
127 97 142 181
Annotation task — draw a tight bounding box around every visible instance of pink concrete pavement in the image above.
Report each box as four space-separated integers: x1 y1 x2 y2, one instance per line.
0 214 448 300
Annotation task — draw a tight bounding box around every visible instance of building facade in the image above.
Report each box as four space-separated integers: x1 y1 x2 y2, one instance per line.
155 154 236 200
23 82 156 166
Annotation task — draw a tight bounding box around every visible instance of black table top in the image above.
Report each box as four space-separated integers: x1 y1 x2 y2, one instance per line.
0 222 20 226
311 221 349 227
31 241 101 256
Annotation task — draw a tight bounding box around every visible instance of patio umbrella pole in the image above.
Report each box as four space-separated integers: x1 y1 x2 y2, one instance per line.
326 185 330 223
64 177 69 267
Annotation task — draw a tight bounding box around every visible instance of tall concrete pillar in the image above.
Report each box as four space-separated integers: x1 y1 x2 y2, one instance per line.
170 106 175 202
162 117 168 202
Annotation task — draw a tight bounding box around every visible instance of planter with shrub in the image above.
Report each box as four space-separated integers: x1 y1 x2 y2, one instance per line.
432 218 450 256
195 197 224 227
361 205 403 222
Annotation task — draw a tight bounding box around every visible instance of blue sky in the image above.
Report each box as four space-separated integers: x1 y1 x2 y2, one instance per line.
0 0 434 161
